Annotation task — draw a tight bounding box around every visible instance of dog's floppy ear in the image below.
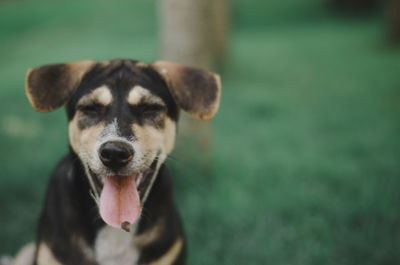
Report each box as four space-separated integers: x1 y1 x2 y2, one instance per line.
25 60 97 112
151 61 221 120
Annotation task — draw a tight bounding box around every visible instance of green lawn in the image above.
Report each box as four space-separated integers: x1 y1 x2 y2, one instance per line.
1 0 400 264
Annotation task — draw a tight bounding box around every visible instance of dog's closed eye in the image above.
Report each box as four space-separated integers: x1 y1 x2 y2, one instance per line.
78 104 106 116
131 103 166 116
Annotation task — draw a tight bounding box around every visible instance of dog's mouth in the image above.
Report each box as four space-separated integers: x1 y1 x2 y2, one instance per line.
88 158 158 231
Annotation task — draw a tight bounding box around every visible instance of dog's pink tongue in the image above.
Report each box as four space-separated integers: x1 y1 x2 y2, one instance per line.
99 175 140 230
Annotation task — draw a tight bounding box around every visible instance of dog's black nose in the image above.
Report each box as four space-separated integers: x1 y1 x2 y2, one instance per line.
99 141 134 171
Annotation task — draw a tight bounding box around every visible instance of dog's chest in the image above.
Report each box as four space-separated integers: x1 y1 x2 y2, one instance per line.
94 226 139 265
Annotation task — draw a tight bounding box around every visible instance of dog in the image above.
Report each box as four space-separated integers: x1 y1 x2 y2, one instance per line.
11 59 221 265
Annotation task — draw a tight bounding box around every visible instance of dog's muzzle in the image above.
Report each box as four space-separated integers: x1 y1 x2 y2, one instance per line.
87 140 160 232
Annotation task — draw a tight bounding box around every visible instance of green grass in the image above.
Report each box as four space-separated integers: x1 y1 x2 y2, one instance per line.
1 0 400 264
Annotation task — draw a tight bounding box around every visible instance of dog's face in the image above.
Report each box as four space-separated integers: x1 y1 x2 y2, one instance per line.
66 61 179 201
25 59 221 230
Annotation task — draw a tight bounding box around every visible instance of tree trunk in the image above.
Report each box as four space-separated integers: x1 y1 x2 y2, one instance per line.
212 0 229 68
389 0 400 44
159 0 228 69
160 0 212 69
159 0 228 172
328 0 380 14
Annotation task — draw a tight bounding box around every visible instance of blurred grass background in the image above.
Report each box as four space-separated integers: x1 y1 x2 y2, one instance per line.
1 0 400 264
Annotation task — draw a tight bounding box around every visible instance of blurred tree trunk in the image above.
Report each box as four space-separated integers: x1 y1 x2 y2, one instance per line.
328 0 380 14
159 0 228 69
389 0 400 44
212 0 229 69
159 0 229 172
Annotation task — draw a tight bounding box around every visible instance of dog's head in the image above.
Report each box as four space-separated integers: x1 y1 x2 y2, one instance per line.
25 59 221 231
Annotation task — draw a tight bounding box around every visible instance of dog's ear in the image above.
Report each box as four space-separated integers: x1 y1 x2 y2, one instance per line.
151 61 221 120
25 60 97 112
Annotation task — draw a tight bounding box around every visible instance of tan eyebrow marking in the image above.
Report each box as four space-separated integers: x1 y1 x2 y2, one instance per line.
127 85 164 106
77 85 113 106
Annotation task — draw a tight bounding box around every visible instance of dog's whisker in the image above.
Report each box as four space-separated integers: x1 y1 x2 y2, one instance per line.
90 189 100 205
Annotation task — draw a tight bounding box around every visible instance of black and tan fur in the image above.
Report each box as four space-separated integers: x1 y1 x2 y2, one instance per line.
13 59 221 265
